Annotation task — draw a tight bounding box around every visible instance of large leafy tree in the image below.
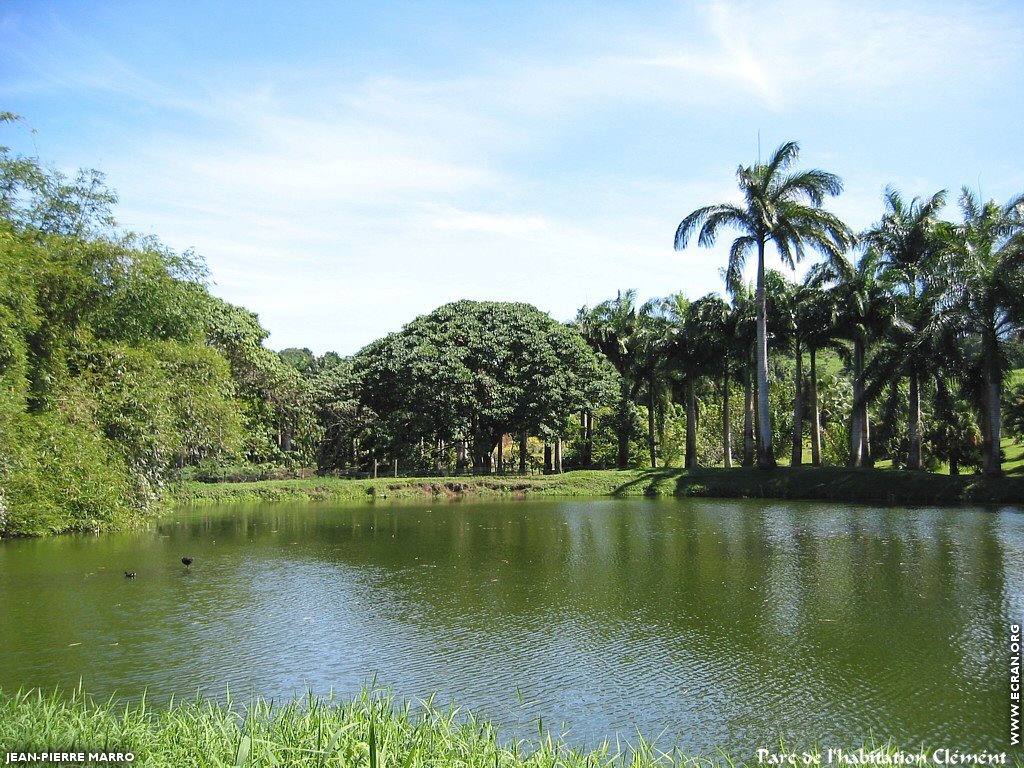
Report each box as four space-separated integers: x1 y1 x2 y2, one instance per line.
355 300 614 472
942 188 1024 475
674 141 853 468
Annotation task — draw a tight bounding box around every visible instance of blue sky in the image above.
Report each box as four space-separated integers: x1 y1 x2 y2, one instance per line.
2 1 1022 354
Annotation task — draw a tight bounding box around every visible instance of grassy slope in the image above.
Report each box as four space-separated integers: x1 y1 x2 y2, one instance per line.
172 465 1024 507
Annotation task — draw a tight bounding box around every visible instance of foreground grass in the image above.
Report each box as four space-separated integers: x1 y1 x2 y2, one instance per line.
0 687 723 767
172 465 1024 507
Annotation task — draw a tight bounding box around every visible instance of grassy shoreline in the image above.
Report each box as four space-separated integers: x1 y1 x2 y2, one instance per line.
0 687 721 768
7 687 995 768
171 467 1024 507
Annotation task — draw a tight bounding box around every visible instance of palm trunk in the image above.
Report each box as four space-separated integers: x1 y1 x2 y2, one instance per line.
519 431 528 474
810 347 821 467
647 374 657 468
616 385 632 469
685 377 698 468
849 337 864 467
982 330 1003 476
722 369 733 468
907 370 922 471
755 239 776 468
862 408 873 467
743 362 755 467
792 338 803 466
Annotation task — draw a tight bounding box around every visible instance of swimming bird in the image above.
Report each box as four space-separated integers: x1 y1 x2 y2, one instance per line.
124 571 136 578
181 557 194 568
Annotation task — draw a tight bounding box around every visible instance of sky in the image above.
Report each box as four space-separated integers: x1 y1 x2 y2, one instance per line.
2 0 1022 355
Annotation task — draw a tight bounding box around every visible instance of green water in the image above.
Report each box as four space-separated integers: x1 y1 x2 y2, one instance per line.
1 498 1020 753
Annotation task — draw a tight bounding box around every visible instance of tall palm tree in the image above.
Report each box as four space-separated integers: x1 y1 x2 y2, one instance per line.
796 277 842 466
577 291 666 468
729 284 758 467
661 293 727 468
942 188 1024 475
862 188 951 471
576 292 638 469
634 300 671 468
823 248 891 467
674 141 854 468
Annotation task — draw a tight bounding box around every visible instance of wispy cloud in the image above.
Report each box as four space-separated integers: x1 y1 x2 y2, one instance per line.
2 0 1021 352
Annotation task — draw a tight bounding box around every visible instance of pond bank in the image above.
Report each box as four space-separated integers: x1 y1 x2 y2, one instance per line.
0 687 937 768
172 467 1024 507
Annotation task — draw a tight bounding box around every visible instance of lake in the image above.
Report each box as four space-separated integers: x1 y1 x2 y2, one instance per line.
1 498 1020 754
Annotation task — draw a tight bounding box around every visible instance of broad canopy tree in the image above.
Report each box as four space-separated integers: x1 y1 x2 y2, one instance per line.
354 300 616 472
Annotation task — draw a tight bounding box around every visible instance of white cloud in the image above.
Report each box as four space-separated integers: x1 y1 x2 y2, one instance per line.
4 0 1021 353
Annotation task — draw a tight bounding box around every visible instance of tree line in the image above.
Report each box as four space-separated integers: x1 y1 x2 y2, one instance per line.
2 120 1023 534
319 140 1024 480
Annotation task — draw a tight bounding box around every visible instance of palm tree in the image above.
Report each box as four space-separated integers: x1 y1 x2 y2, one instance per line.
823 248 890 467
728 284 758 466
577 291 665 468
674 141 854 468
634 300 671 468
719 294 749 468
796 278 842 466
942 188 1024 475
862 188 951 471
661 293 727 468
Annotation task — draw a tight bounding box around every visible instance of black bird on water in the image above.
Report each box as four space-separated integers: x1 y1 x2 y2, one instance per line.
181 557 194 569
124 571 136 578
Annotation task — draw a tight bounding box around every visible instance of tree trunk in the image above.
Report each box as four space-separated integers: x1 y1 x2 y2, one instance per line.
982 330 1003 476
496 435 504 474
544 443 553 474
685 376 698 468
743 364 755 467
519 431 528 474
907 370 922 471
862 409 873 467
792 338 803 466
616 386 632 469
810 347 821 467
582 412 593 469
555 437 563 474
393 458 398 478
950 452 960 476
647 374 658 468
436 439 444 474
722 369 733 468
371 450 377 479
473 435 494 474
457 441 468 473
754 239 776 468
849 337 864 467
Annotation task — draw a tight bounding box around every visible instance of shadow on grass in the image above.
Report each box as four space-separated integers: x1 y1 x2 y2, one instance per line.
610 466 1024 506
